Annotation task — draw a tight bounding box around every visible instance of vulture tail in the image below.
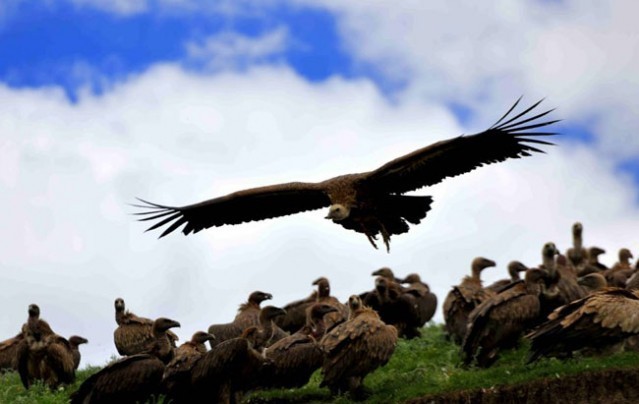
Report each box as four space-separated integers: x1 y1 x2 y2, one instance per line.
384 195 434 224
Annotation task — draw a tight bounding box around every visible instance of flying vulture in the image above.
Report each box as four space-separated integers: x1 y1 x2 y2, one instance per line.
134 98 557 251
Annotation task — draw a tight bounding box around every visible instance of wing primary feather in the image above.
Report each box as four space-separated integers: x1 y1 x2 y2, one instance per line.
145 212 183 232
505 119 561 133
497 108 555 130
138 211 178 222
160 218 188 238
489 95 523 129
131 209 169 216
517 138 555 146
135 197 175 210
494 98 545 129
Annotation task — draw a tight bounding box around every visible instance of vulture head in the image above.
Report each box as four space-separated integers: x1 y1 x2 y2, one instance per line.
191 331 216 345
619 248 634 263
507 261 528 281
572 222 583 237
578 273 607 292
69 335 89 348
471 257 496 277
260 306 287 322
372 267 396 280
588 246 606 259
524 268 547 295
114 298 125 313
153 318 181 333
325 204 350 221
249 291 273 305
348 295 363 313
312 277 331 297
401 273 422 284
28 304 40 319
308 303 339 321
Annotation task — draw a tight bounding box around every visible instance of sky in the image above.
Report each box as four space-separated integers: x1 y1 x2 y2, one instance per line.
2 0 639 368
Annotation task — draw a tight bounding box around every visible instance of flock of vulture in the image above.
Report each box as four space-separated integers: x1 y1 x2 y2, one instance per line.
3 221 639 402
0 271 435 403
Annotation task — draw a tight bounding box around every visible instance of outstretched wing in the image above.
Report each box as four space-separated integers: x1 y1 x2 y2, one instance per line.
134 182 330 238
364 98 558 194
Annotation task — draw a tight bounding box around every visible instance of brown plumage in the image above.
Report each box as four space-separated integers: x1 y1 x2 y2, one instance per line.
37 334 78 389
400 273 438 326
16 304 56 389
135 98 557 251
258 303 339 389
605 248 634 287
462 269 546 368
185 327 272 404
578 246 608 276
320 295 397 397
274 290 318 333
208 291 272 348
253 306 289 351
566 222 588 270
113 298 178 356
538 242 587 317
486 261 528 293
368 276 423 339
69 336 88 371
578 273 608 294
527 288 639 363
312 277 349 330
0 333 23 372
70 354 165 404
162 331 215 401
443 257 496 344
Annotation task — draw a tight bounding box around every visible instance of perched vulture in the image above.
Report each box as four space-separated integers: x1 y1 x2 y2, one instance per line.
37 334 78 389
184 327 272 404
527 288 639 363
462 268 546 368
70 354 165 404
113 298 178 356
486 261 529 293
162 331 216 400
312 277 349 330
566 222 588 270
443 257 496 344
0 333 23 372
605 248 634 287
320 295 397 398
578 246 608 276
400 273 438 325
274 290 318 333
16 304 55 389
208 291 272 348
538 242 586 317
369 276 423 339
252 306 288 351
135 98 557 251
69 336 89 371
577 273 608 294
258 303 339 389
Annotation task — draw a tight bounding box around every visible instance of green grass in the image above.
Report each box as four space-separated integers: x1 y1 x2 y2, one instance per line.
3 325 639 403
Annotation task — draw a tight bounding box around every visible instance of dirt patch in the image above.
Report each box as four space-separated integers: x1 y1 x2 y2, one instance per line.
408 367 639 404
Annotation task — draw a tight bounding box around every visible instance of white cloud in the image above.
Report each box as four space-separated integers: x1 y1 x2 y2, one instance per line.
1 64 639 368
185 27 290 72
299 0 639 157
69 0 148 15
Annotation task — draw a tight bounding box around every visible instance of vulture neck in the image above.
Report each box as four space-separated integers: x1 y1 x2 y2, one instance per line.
508 266 522 282
543 253 557 278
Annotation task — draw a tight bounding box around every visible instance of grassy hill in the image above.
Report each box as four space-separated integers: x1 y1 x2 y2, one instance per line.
3 324 639 403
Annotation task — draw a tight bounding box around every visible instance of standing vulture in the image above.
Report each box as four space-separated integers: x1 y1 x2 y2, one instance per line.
69 335 89 371
16 304 56 389
527 288 639 363
566 222 587 271
208 291 272 348
462 268 546 368
400 273 438 325
320 295 397 398
113 298 178 356
486 261 528 293
258 303 339 390
443 257 497 344
135 98 557 251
